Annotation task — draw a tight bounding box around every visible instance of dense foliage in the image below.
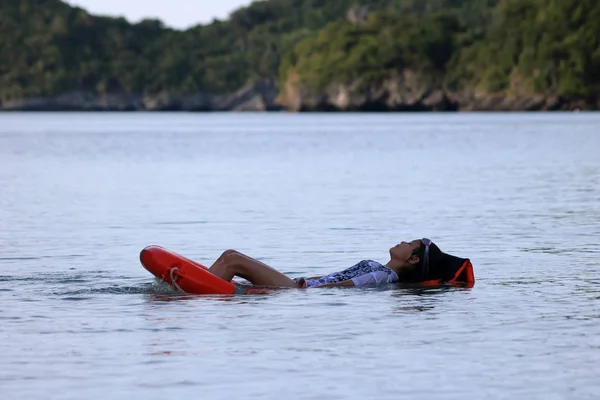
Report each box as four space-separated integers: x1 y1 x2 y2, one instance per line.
283 0 600 99
0 0 382 100
0 0 598 102
451 0 600 97
280 11 465 90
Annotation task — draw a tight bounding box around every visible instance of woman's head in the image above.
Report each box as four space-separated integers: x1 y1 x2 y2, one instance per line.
388 238 442 282
389 239 423 266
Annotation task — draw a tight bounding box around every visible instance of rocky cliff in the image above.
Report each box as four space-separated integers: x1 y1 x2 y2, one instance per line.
1 74 595 112
278 70 595 112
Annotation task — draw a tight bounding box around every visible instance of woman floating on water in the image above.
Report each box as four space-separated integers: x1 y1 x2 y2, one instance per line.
140 239 474 294
207 239 473 288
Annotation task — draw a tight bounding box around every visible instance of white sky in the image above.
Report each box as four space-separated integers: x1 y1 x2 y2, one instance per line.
66 0 255 29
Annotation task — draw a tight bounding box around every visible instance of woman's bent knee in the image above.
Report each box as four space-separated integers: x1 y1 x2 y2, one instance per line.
223 252 244 265
220 249 239 258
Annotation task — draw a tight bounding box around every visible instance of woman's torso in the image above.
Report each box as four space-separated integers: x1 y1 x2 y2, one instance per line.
304 260 399 288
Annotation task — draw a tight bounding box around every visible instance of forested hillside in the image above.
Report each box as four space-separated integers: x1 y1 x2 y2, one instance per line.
0 0 597 110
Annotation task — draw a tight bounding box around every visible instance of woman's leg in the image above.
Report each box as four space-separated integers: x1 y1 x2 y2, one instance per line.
209 249 237 270
209 250 298 287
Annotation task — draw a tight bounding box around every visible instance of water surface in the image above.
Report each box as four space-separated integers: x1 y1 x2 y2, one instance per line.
1 112 599 399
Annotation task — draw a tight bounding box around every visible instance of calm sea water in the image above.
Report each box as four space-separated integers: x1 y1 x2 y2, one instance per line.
1 112 599 399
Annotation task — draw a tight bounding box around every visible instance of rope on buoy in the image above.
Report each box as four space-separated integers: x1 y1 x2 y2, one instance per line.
169 267 186 294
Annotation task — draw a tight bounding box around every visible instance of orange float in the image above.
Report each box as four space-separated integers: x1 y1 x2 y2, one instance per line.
415 252 475 288
140 245 246 295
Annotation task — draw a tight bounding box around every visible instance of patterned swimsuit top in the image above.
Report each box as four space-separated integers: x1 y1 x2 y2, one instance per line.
302 260 399 288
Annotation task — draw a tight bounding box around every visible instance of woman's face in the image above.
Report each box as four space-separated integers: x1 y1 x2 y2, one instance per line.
389 239 422 263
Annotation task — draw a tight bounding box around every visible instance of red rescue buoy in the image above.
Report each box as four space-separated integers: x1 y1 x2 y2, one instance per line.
140 245 239 295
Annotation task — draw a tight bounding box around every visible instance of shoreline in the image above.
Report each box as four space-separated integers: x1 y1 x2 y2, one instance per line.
2 87 595 113
0 108 592 112
1 81 596 113
0 105 593 112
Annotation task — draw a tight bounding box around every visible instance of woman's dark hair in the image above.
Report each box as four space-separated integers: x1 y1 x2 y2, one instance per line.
396 241 425 283
412 241 426 263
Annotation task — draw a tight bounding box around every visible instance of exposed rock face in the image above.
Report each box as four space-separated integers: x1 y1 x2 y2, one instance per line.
280 70 456 111
1 74 594 112
278 69 594 112
212 78 281 111
346 6 371 25
0 78 281 111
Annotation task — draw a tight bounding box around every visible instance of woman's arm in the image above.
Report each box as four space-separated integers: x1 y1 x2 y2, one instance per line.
318 280 355 288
